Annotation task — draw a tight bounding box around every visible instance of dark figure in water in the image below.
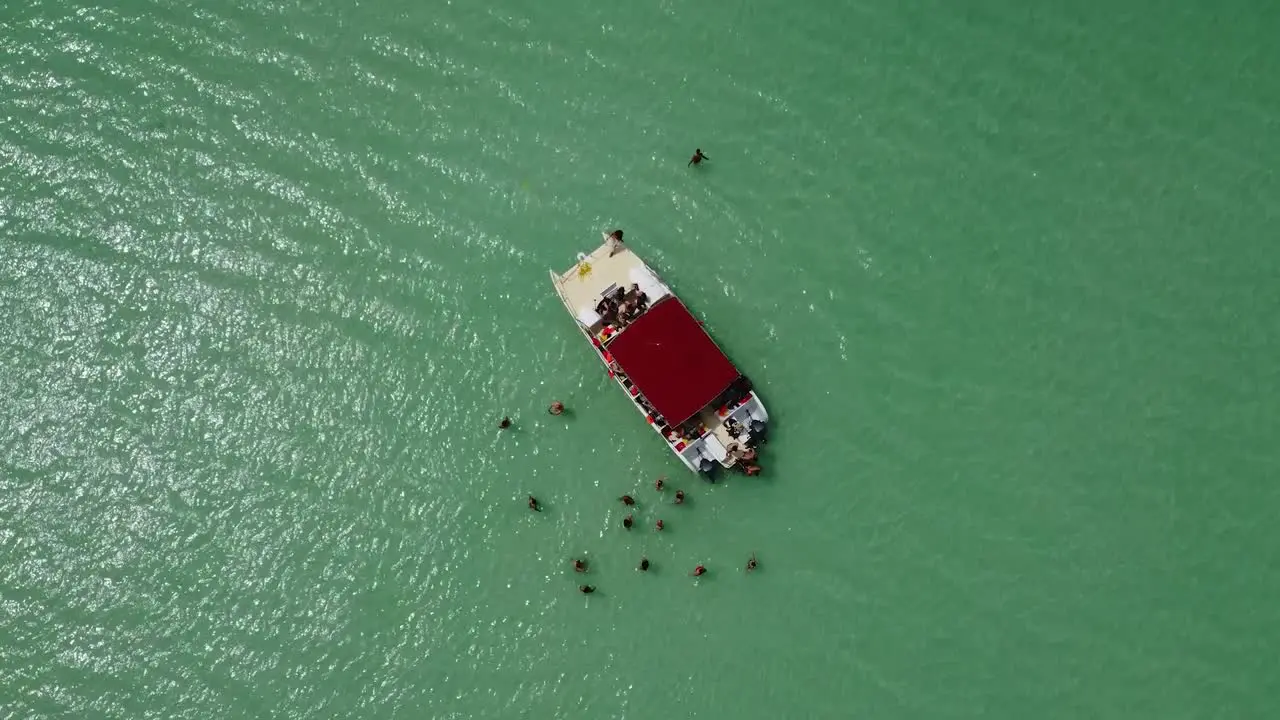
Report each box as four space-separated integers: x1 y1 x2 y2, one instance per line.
744 464 761 477
623 514 634 530
620 494 635 506
654 476 666 491
499 416 512 429
746 554 758 572
674 490 685 505
573 559 587 573
548 401 565 415
638 557 650 571
691 564 706 577
528 496 541 511
579 585 595 594
655 519 664 531
688 148 709 167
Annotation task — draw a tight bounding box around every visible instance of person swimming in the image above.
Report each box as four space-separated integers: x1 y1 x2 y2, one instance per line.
623 514 634 530
674 490 685 504
620 494 635 506
579 585 595 594
573 559 587 573
655 519 664 531
691 564 706 577
548 401 565 415
746 553 757 572
638 557 650 571
688 148 709 166
654 476 666 491
528 496 540 511
499 416 511 429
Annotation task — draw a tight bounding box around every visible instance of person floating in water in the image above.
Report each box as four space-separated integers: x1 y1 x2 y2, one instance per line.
674 490 685 505
623 514 634 530
655 519 664 531
654 476 666 491
548 401 565 415
688 148 709 167
528 495 541 511
573 559 587 573
691 564 706 577
499 416 512 429
579 585 595 594
746 553 757 572
620 494 635 506
638 557 650 571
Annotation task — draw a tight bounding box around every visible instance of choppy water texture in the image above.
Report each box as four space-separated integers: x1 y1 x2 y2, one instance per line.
4 1 1280 718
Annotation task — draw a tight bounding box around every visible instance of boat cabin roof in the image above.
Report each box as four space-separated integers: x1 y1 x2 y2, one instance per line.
607 296 740 427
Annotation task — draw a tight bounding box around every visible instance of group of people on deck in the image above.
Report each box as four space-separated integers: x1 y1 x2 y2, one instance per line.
595 283 651 330
723 415 764 476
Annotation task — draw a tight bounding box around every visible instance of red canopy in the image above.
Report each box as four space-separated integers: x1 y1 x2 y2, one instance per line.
606 297 740 426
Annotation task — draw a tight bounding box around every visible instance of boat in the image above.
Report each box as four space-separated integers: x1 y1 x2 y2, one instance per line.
550 231 770 475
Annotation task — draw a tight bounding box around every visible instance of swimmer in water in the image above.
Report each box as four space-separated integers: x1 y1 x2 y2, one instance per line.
746 553 757 572
638 557 650 571
548 401 565 415
623 514 634 530
528 496 540 511
620 494 635 506
688 148 709 167
573 559 587 573
654 476 666 491
579 585 595 594
655 519 664 531
499 416 511 429
691 564 706 577
674 490 685 505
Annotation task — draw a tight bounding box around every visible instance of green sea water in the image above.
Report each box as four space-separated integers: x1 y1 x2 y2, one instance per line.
3 1 1279 717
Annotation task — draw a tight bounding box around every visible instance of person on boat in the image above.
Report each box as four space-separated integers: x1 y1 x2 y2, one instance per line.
606 229 624 256
579 584 595 594
741 446 758 462
623 514 634 530
549 401 565 415
725 417 743 436
528 496 540 511
620 494 635 506
691 564 706 577
638 557 650 571
746 554 758 572
654 476 666 491
674 490 685 505
499 416 511 429
688 148 709 166
573 559 587 572
655 519 664 531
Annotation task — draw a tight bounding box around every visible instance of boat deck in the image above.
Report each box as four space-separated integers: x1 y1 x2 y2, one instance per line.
551 238 670 329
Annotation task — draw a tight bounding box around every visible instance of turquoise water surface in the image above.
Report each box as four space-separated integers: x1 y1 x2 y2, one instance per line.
3 1 1279 717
